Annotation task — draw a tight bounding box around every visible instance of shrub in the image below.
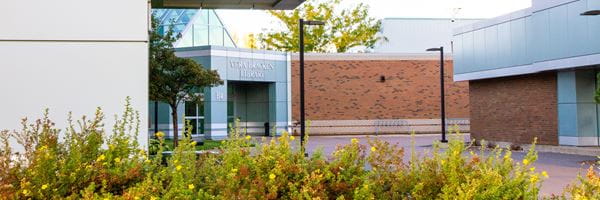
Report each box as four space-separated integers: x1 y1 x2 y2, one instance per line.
550 164 600 200
0 100 547 199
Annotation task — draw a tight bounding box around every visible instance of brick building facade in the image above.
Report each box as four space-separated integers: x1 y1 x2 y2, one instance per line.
290 53 470 135
469 73 558 145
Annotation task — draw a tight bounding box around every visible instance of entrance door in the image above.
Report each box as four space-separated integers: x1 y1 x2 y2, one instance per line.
228 81 270 135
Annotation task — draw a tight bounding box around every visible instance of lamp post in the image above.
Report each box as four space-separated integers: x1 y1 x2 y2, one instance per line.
581 10 600 16
426 47 448 143
299 19 324 154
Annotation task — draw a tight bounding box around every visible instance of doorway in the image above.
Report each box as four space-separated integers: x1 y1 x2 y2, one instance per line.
227 81 271 135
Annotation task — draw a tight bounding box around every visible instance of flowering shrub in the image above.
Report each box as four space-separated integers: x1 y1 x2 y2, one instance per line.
549 165 600 200
0 100 549 199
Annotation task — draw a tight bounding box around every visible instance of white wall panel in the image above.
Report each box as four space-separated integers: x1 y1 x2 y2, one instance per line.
0 0 148 41
0 42 149 147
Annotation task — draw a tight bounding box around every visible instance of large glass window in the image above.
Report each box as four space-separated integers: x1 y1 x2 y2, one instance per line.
184 101 204 135
193 25 209 46
209 26 224 46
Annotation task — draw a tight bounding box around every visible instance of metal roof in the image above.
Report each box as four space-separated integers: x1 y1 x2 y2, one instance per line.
152 0 305 10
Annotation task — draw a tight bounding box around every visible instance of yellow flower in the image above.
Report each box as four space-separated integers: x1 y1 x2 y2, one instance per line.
22 189 29 196
245 135 251 140
156 131 165 138
150 197 157 200
39 145 48 150
542 171 549 178
231 168 238 173
41 184 48 190
522 159 529 165
290 136 295 141
145 159 151 164
370 147 377 152
176 165 182 171
174 159 179 164
191 141 197 146
103 198 109 200
188 184 195 190
269 173 276 180
530 167 535 172
530 175 539 183
97 154 106 162
351 138 359 144
114 157 121 163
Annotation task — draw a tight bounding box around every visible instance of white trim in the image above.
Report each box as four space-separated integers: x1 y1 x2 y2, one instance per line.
532 53 600 71
291 53 452 61
454 64 535 81
206 122 228 129
175 49 287 61
455 53 600 81
559 136 600 146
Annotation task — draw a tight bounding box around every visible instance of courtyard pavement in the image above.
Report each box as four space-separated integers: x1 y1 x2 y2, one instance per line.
294 134 597 197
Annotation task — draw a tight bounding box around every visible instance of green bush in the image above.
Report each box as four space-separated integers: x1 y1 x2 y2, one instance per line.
0 100 549 199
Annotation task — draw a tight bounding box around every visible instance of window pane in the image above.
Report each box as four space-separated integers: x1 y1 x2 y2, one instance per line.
177 28 193 47
185 101 197 117
188 119 198 135
193 25 209 46
198 119 205 135
209 26 223 45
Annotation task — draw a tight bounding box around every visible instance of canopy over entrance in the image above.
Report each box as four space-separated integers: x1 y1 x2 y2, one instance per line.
152 0 305 10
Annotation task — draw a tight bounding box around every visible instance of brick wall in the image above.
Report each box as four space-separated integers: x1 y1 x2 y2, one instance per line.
291 57 470 121
469 72 558 145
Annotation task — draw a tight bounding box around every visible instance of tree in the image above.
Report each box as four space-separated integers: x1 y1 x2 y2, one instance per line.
255 0 384 53
149 16 223 147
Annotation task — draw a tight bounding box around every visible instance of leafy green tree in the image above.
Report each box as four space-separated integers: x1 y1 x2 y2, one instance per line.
255 0 384 53
149 16 223 147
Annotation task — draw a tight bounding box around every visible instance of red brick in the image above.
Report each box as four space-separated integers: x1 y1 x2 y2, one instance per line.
469 72 558 145
291 59 470 121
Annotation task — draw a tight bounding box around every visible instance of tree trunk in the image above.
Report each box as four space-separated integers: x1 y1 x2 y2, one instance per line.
171 105 179 147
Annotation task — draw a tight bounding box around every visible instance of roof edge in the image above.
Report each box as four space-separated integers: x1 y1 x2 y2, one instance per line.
291 53 452 61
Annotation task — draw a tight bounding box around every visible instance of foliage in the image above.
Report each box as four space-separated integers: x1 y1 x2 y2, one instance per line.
0 101 552 199
149 14 223 147
255 0 384 53
549 164 600 200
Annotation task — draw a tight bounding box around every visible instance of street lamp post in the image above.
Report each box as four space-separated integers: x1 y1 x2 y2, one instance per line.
299 19 324 155
581 10 600 16
426 47 448 143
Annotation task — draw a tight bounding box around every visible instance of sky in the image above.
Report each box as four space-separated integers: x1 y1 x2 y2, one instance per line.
217 0 531 46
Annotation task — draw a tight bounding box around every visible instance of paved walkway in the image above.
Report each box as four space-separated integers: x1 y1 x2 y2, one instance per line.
296 134 597 197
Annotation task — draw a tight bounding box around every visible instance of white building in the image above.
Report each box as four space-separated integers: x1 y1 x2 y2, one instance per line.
374 18 480 53
0 0 304 149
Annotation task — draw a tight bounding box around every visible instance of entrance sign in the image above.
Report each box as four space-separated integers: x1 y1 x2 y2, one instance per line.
229 60 275 79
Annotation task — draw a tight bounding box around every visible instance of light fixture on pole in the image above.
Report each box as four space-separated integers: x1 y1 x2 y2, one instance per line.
299 18 324 155
426 47 448 143
581 10 600 16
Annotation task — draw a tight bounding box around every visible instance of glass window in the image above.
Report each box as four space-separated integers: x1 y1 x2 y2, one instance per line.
185 101 197 117
193 25 209 46
208 10 219 25
177 28 193 47
209 26 224 46
188 119 198 135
